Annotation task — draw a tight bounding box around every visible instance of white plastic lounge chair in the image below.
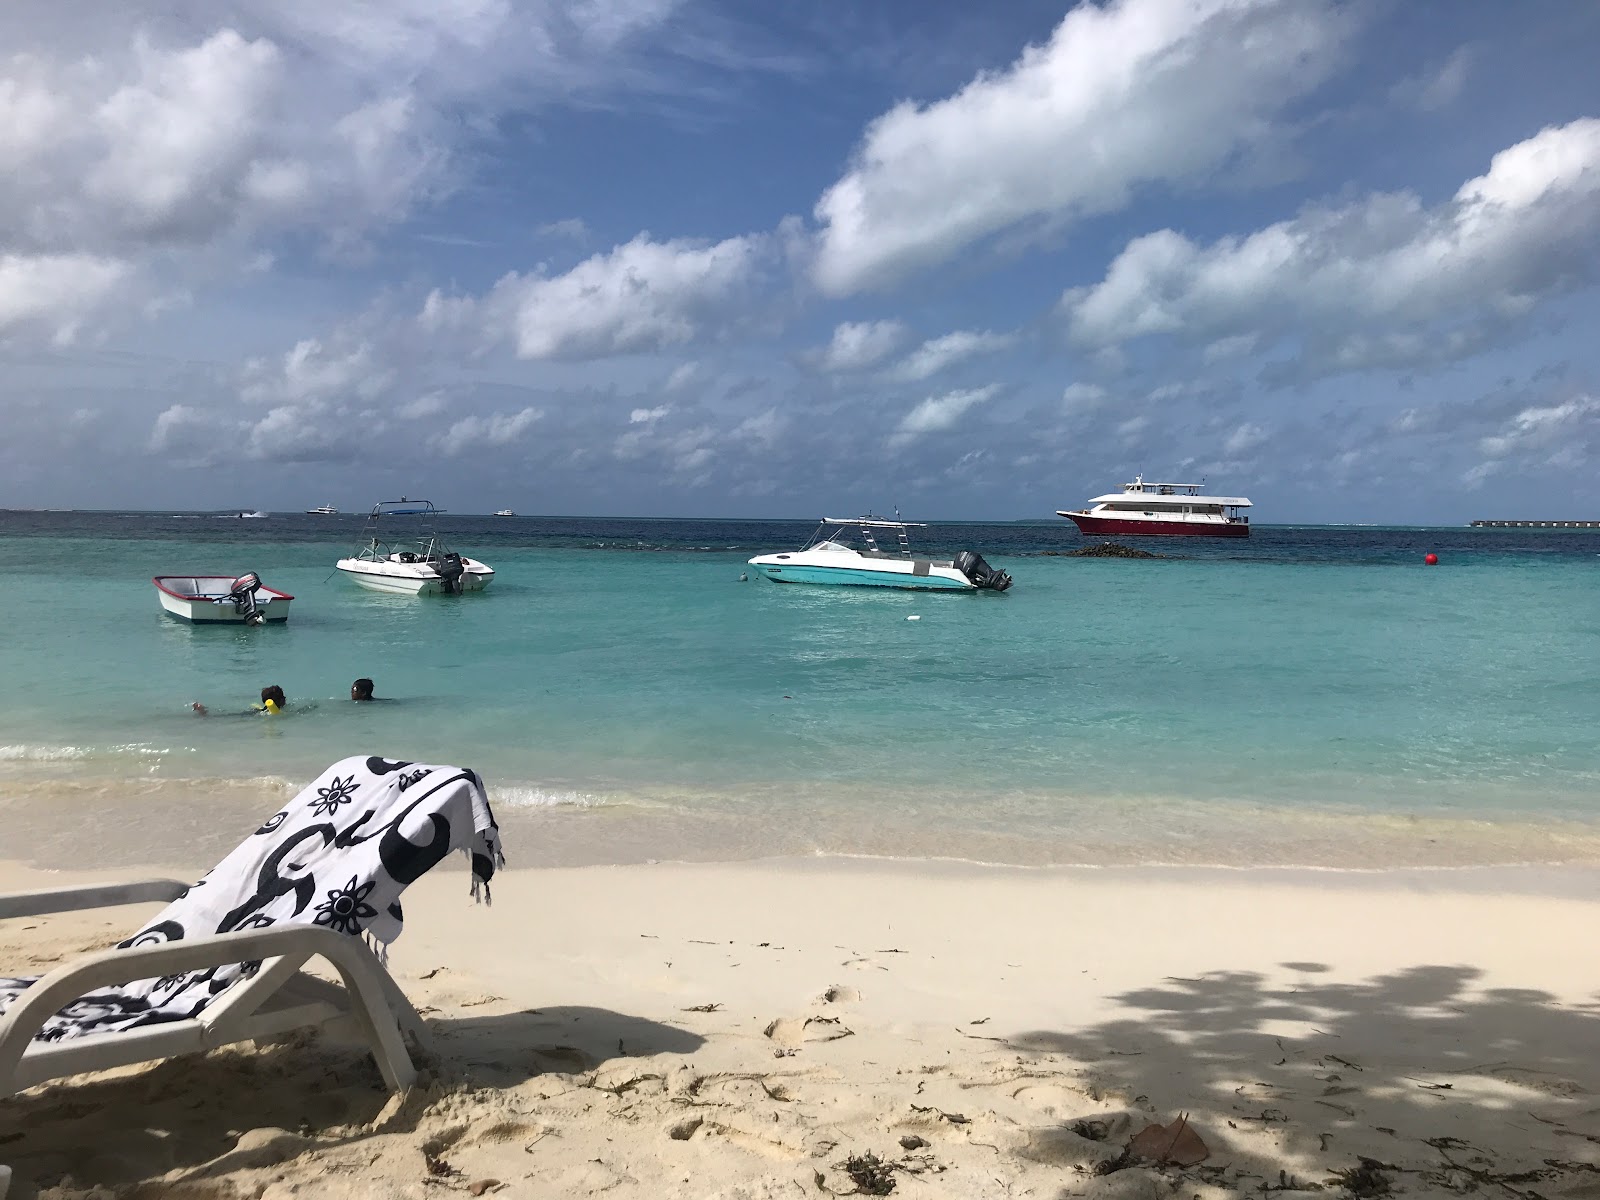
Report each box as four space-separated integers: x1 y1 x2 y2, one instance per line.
0 879 433 1200
0 754 502 1199
0 878 428 1096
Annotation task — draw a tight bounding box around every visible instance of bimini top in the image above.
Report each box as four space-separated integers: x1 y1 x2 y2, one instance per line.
367 498 447 517
820 516 926 529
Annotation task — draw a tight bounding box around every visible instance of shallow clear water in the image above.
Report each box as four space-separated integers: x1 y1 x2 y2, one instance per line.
2 511 1598 866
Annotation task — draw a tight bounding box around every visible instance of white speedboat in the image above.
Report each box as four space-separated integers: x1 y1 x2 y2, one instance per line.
1058 475 1251 538
748 517 1012 592
154 573 292 624
306 504 338 515
494 509 516 517
335 499 494 595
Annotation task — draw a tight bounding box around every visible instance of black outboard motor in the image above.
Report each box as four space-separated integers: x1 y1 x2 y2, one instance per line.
227 572 266 624
437 552 466 594
953 550 1013 592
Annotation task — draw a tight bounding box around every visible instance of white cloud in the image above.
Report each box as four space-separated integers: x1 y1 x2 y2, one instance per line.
398 392 448 419
1393 46 1472 113
484 233 762 360
661 363 700 393
811 0 1358 295
241 337 392 407
538 217 590 242
443 406 542 455
890 384 999 446
1477 396 1599 462
1060 382 1108 415
1223 421 1268 456
815 319 909 371
887 329 1013 382
1061 119 1600 379
630 405 670 423
0 252 130 341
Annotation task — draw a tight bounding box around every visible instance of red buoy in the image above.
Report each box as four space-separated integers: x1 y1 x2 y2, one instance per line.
1424 553 1439 565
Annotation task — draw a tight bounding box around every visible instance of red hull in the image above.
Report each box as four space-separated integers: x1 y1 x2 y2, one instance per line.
1063 514 1249 538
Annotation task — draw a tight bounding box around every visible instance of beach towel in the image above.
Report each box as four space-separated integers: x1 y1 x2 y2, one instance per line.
0 755 503 1043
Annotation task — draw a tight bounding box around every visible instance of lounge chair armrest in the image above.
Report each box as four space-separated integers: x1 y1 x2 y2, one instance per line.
0 925 384 1079
0 879 189 920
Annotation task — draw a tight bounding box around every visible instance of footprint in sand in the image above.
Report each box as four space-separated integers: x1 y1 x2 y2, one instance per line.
817 984 860 1004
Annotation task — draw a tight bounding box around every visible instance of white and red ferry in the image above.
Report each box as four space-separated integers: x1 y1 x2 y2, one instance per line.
1058 476 1251 538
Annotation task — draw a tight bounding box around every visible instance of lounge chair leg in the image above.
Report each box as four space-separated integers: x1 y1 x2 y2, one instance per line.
330 955 418 1092
1 1161 12 1200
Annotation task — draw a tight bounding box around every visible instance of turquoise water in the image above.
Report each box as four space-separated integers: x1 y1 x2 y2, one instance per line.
3 512 1599 867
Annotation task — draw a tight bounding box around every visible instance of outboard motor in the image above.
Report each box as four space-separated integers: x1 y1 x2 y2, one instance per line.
437 552 466 594
227 572 266 624
953 550 1013 592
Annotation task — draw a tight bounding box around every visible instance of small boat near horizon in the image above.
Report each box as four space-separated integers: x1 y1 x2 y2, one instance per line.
748 517 1012 592
493 509 516 517
1058 476 1251 538
153 573 292 624
305 504 339 515
336 499 494 595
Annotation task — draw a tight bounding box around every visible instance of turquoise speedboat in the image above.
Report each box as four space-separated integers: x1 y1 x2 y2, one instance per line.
747 517 1012 592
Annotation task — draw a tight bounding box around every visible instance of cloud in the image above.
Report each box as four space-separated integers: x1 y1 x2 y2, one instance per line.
443 406 542 455
1223 421 1268 456
890 384 999 446
887 329 1013 382
663 363 699 391
241 337 393 407
815 319 909 371
1060 382 1109 416
1465 394 1600 484
473 233 764 360
811 0 1358 295
1061 119 1600 380
538 217 590 242
0 252 130 342
630 405 670 423
1392 46 1472 113
398 392 448 419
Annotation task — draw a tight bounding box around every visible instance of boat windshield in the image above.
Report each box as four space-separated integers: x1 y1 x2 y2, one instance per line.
813 538 853 552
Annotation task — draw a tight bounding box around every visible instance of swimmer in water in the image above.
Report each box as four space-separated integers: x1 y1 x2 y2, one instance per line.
351 677 376 702
255 685 287 714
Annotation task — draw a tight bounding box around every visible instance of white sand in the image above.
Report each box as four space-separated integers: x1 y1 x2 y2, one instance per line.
4 857 1599 1198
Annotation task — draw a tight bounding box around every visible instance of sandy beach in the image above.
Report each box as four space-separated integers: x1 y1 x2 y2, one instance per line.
5 854 1599 1199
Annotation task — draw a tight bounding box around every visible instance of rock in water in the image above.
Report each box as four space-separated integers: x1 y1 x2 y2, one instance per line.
1063 542 1162 559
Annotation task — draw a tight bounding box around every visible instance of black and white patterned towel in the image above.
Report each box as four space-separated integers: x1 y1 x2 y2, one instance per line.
0 755 503 1043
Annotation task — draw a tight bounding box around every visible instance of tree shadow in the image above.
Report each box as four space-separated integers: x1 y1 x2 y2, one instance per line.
1008 961 1600 1194
1 1005 704 1196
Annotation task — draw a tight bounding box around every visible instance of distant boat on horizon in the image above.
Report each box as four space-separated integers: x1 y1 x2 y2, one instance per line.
493 509 516 517
306 503 339 515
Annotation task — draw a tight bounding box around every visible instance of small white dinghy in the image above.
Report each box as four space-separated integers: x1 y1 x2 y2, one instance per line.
153 573 293 624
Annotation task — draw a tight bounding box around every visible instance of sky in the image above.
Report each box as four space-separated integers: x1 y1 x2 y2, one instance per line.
1 0 1598 523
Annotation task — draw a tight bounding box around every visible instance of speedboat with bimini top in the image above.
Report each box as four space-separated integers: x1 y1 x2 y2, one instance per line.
153 573 292 624
336 499 494 595
748 517 1012 592
1057 476 1251 538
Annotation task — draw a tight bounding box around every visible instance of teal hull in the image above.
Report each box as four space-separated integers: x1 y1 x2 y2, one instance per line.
752 563 972 590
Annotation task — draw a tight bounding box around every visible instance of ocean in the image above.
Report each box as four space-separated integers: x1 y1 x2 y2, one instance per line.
2 510 1598 869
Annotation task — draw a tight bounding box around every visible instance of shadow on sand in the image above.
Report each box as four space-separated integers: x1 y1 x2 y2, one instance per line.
1007 962 1600 1194
1 1005 705 1197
